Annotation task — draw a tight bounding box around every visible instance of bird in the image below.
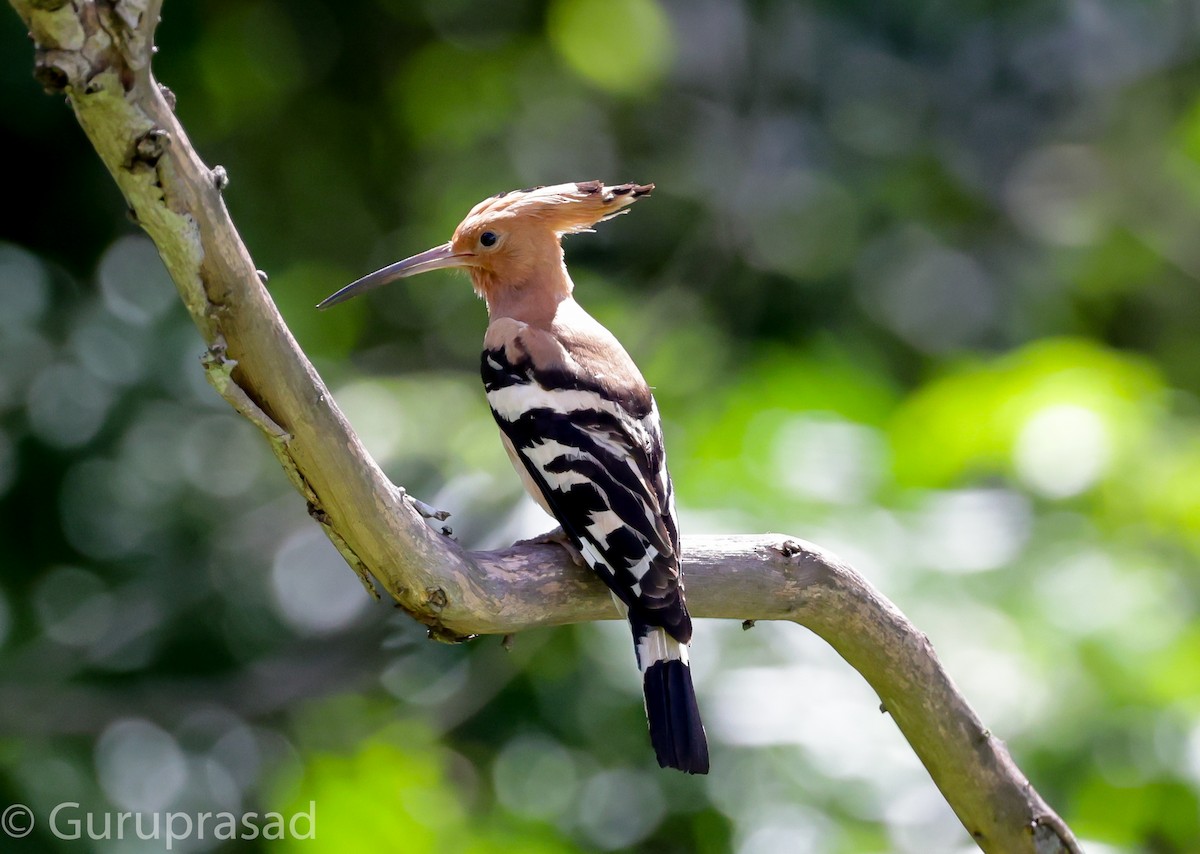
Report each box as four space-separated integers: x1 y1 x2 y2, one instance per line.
318 181 709 774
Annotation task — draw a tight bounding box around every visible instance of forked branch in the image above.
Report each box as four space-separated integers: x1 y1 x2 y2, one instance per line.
7 2 1080 851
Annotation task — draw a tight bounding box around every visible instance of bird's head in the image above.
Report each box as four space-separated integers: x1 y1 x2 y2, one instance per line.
318 181 653 310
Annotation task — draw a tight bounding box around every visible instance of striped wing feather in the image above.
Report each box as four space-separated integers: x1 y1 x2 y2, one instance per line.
483 343 691 643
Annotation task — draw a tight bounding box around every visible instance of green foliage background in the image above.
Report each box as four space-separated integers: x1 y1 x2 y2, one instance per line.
3 0 1200 851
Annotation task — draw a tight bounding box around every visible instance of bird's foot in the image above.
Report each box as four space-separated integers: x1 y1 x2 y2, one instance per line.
519 526 586 567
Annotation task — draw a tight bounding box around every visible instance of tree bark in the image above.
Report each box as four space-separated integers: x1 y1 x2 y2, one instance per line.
8 2 1081 852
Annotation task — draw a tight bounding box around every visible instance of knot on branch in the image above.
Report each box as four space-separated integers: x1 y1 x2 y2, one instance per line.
426 624 476 644
24 0 161 96
417 587 480 643
306 501 330 526
424 586 449 612
775 539 805 558
132 126 170 167
32 50 70 92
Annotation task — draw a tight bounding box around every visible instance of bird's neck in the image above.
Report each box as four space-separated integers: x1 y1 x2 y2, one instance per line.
477 258 575 329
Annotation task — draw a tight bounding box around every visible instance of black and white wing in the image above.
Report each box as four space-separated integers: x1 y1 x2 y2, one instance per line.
481 342 690 643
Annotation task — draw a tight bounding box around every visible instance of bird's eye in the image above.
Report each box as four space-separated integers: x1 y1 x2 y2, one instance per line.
479 231 498 248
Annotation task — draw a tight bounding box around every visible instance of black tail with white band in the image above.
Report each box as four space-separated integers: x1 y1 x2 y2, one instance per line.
636 621 709 773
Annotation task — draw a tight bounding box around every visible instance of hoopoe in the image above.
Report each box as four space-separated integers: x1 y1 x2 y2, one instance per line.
319 181 709 774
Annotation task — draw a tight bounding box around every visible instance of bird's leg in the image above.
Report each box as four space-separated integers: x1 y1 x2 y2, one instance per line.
519 526 586 567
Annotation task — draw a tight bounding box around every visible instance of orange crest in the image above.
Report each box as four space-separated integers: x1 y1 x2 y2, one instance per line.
457 181 654 237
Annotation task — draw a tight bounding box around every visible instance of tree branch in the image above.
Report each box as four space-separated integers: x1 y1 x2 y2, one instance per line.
8 3 1081 852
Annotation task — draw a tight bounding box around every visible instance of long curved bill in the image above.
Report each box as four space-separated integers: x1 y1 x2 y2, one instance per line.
317 242 472 309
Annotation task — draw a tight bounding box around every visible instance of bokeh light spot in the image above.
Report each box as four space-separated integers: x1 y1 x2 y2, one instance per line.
69 308 146 387
917 489 1031 573
858 232 995 353
26 363 114 448
33 566 114 648
548 0 674 95
0 243 50 330
735 805 833 854
741 170 861 280
1004 144 1110 246
181 414 266 498
492 734 578 821
575 768 665 849
59 458 152 560
96 718 188 812
772 415 885 505
97 235 177 326
1015 404 1111 498
333 380 410 466
270 527 370 635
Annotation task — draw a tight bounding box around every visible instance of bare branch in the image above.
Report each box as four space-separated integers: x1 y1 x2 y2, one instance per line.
6 3 1081 852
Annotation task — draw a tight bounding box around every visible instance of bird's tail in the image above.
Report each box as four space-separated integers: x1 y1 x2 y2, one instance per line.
633 622 710 774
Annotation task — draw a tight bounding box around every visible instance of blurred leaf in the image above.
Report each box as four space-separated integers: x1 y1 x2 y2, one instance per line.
1072 776 1200 851
195 1 306 134
278 723 461 854
392 43 522 150
547 0 674 96
889 338 1163 491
